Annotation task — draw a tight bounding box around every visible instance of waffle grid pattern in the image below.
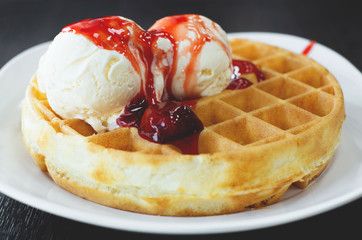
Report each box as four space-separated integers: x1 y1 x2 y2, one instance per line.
30 39 340 156
194 39 340 153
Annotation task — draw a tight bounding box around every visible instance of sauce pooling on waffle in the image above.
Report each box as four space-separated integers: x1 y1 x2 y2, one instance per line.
116 59 264 154
227 59 265 90
63 16 264 153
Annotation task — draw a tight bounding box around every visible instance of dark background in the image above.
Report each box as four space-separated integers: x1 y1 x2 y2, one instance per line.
1 0 361 239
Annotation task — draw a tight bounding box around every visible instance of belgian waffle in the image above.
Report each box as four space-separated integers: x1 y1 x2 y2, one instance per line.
21 38 345 216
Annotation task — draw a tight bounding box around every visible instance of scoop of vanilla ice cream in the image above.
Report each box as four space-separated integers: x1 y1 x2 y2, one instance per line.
149 15 232 100
37 32 141 132
172 38 232 98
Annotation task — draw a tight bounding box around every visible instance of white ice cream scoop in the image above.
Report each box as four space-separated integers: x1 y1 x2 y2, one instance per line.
149 14 233 100
37 17 146 132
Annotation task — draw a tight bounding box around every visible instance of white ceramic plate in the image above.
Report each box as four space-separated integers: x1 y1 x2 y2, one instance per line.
1 32 362 234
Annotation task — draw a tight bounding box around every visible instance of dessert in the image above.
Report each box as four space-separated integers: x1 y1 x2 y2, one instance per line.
37 17 145 133
149 15 233 100
21 15 345 216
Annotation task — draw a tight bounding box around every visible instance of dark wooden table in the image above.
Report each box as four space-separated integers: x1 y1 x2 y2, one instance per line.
1 0 361 239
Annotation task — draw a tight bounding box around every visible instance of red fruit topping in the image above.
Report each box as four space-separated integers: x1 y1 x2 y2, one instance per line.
168 131 201 155
180 98 199 109
116 94 148 128
232 59 265 82
139 101 204 143
227 77 253 90
227 59 265 90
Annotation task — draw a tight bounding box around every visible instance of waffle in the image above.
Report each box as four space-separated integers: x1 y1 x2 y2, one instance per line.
21 38 345 216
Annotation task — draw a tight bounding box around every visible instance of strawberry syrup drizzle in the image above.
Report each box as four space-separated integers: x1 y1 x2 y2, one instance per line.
231 59 265 82
63 16 161 105
168 132 201 155
226 59 265 89
302 40 316 55
149 14 231 98
62 16 144 79
63 16 263 154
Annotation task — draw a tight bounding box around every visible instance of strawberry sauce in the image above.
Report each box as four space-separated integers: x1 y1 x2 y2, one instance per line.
62 16 144 80
168 132 202 155
226 59 265 90
231 59 265 82
139 101 203 144
63 16 264 154
302 40 316 55
149 14 231 98
62 16 161 104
